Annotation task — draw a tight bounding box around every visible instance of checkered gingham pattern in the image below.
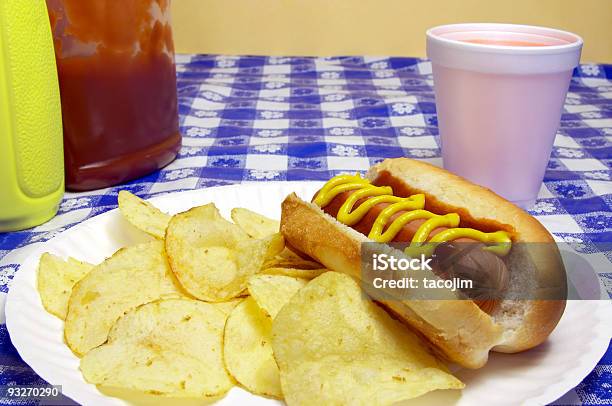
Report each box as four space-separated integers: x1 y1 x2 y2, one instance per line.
0 55 610 405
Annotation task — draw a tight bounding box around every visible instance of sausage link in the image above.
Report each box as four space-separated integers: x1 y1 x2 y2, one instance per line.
314 189 509 312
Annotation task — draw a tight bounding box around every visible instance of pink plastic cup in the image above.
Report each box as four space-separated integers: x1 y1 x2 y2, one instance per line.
426 23 582 208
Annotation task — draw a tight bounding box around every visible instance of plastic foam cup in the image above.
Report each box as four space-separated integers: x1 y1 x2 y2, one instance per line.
427 23 582 208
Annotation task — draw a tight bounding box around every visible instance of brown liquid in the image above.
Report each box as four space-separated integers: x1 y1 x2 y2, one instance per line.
47 0 180 191
461 38 552 47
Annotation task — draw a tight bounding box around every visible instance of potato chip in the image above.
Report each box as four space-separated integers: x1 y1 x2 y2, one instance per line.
223 297 281 398
263 233 286 261
81 298 233 398
277 247 308 261
262 250 322 271
165 204 283 302
37 254 94 320
260 267 327 281
262 258 323 270
65 240 186 356
272 272 464 405
118 190 170 239
231 208 279 239
214 298 243 316
247 274 307 319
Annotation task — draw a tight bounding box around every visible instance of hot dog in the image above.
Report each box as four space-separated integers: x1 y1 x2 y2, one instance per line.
280 158 566 369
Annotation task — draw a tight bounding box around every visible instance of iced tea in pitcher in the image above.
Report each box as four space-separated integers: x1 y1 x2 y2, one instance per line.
47 0 181 190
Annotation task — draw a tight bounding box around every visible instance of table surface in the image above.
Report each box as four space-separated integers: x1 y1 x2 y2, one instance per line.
0 54 610 405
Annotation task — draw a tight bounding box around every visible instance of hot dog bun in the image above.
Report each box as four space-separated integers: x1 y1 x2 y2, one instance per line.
280 158 566 369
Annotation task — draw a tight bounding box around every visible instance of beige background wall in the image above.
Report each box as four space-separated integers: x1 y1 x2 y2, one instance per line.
171 0 612 63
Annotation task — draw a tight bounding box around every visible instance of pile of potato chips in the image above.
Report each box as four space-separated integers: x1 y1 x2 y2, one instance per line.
37 191 463 404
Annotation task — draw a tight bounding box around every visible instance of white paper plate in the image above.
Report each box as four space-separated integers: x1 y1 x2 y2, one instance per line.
6 182 611 406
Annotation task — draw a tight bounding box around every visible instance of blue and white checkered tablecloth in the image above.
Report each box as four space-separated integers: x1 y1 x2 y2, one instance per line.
0 54 610 405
